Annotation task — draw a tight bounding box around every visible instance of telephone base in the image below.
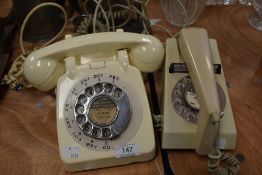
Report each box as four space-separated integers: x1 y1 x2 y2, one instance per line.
161 38 237 151
57 60 156 172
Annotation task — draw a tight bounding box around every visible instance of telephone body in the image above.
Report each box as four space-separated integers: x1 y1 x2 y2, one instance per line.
161 28 237 155
23 31 164 171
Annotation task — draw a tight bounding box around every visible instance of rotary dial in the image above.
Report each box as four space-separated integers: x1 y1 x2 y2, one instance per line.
171 76 226 124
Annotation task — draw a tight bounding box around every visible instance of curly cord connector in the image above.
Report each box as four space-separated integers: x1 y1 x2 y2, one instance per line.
208 149 241 175
2 54 32 91
207 112 242 175
75 15 107 35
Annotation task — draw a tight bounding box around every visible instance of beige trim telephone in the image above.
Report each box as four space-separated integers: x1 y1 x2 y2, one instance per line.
161 28 237 155
23 31 164 171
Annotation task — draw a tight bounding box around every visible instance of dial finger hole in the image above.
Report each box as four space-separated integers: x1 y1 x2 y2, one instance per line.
188 112 197 123
174 90 183 97
94 83 103 93
92 127 101 138
83 122 92 135
176 82 186 90
178 106 186 115
113 88 123 98
78 94 88 104
174 97 183 105
76 114 86 125
104 83 114 93
75 104 85 114
85 87 94 97
102 128 111 138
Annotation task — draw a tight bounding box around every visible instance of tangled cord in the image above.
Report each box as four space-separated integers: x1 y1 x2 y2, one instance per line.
78 0 152 34
75 15 107 35
75 9 129 35
2 2 67 91
208 150 241 175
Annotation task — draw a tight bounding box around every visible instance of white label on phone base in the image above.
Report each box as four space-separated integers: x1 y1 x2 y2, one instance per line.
115 144 141 158
218 138 226 149
62 146 80 159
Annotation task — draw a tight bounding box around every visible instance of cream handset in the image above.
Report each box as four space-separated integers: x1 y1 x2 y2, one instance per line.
23 31 164 171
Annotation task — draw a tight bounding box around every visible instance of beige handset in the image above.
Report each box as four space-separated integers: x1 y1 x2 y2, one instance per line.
23 31 164 91
161 27 236 155
178 28 221 154
23 31 164 172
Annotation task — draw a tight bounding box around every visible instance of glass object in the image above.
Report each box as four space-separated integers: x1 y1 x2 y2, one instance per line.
238 0 252 6
206 0 237 5
247 0 262 31
223 0 237 4
160 0 207 27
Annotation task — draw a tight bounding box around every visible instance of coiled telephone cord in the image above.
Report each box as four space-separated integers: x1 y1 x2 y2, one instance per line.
208 150 240 175
207 113 242 175
75 15 107 35
2 54 32 91
95 9 130 21
80 0 146 34
2 2 67 91
75 9 129 35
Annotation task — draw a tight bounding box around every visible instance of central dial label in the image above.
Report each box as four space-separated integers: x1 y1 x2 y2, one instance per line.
89 96 118 126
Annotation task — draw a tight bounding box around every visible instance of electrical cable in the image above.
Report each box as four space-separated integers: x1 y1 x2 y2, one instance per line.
92 0 110 32
80 0 152 34
2 2 67 91
151 25 174 38
106 0 115 31
148 73 175 175
20 2 67 54
75 0 132 35
110 3 149 33
110 3 132 28
143 3 174 173
134 1 151 34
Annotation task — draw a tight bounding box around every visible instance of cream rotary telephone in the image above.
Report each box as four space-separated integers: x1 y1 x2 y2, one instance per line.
161 28 237 154
23 31 164 171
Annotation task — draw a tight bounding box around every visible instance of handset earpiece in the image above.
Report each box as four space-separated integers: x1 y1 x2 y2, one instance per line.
129 37 164 73
23 32 164 91
23 55 65 91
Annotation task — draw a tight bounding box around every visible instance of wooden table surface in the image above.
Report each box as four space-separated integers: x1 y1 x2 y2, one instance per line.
1 0 262 175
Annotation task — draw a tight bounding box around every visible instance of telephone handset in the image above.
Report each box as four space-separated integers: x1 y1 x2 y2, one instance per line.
23 31 164 91
23 31 164 171
161 28 237 154
178 29 221 154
